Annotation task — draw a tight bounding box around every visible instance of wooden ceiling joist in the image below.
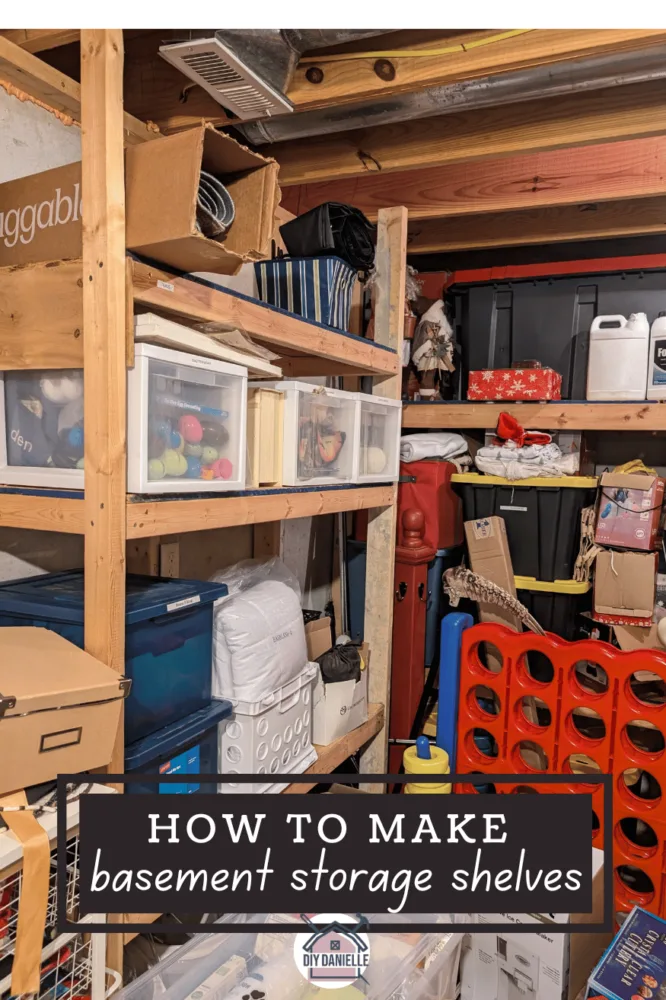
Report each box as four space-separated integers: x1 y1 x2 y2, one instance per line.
0 29 79 53
407 197 666 253
275 79 666 187
281 135 666 222
0 35 158 143
287 29 666 113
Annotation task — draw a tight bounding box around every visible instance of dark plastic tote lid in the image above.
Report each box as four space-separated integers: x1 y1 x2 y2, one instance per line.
124 699 232 770
0 570 228 626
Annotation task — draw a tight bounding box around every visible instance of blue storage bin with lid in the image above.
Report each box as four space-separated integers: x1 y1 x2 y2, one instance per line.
124 700 232 794
0 570 228 744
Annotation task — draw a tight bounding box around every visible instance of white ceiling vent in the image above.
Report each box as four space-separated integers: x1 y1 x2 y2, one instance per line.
159 37 293 119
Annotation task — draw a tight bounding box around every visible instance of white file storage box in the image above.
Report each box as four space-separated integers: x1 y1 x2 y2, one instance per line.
250 380 357 486
218 662 318 794
127 343 247 493
0 369 85 489
355 392 402 482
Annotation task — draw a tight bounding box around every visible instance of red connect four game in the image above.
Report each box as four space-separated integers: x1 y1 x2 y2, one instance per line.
454 623 666 923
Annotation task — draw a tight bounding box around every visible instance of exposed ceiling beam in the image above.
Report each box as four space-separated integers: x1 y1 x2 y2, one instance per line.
287 29 666 113
407 198 666 253
0 29 80 53
0 35 159 144
274 79 666 187
281 135 666 221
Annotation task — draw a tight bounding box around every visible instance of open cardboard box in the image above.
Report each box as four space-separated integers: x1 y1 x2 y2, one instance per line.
0 125 280 275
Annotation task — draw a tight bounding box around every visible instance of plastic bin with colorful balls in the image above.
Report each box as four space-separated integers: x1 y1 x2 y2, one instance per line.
127 343 247 493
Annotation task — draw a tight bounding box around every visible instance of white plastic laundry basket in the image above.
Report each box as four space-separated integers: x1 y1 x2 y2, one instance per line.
218 662 318 794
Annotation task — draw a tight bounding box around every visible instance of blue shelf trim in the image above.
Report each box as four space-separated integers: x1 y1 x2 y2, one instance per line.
0 482 394 502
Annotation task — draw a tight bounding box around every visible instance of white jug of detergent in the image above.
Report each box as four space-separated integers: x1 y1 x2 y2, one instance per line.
647 312 666 400
586 312 650 400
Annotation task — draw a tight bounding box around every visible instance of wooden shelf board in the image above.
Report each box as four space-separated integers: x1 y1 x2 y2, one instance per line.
0 483 396 536
0 258 398 376
402 400 666 431
284 703 385 794
130 259 398 377
126 484 396 538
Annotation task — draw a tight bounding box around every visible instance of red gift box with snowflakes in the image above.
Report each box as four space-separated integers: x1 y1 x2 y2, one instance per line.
467 367 562 401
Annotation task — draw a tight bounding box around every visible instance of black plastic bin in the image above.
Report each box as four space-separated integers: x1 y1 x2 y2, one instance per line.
453 474 598 581
448 264 666 399
516 576 592 641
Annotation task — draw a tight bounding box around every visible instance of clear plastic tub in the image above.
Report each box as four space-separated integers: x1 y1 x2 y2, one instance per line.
0 368 85 489
354 394 402 483
250 381 357 486
218 663 318 794
113 914 462 1000
128 344 247 493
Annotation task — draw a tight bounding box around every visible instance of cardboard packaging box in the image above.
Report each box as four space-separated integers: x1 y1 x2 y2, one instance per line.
461 850 609 1000
594 550 657 626
305 616 333 662
464 516 522 631
595 472 665 551
586 906 666 1000
247 387 283 488
0 125 280 275
312 653 369 746
0 627 129 795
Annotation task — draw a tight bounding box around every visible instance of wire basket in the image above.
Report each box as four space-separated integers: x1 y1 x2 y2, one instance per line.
0 837 79 961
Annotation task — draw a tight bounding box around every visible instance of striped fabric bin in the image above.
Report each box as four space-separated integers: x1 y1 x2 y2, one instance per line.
254 256 357 331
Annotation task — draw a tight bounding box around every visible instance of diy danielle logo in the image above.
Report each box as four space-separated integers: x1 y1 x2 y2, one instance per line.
293 913 371 990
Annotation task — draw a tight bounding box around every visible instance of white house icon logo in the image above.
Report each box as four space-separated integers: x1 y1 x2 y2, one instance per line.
294 913 371 990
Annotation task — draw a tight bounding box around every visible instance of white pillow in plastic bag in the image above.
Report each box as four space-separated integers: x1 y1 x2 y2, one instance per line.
212 578 308 703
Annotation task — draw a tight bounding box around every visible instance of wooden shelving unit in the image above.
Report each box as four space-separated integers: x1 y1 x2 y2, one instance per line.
0 30 407 975
402 400 666 431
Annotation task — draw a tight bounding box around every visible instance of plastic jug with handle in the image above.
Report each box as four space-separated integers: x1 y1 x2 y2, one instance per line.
586 312 650 401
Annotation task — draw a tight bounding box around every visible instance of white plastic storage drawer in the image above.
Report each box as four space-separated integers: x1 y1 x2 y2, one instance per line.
355 393 402 483
0 369 85 489
127 343 247 493
112 913 461 1000
250 381 357 486
218 662 318 794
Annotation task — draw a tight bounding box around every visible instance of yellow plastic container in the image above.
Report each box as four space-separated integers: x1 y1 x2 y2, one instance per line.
403 738 451 794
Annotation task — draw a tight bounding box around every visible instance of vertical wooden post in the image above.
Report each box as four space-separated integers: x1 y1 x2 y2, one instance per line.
81 29 127 977
360 207 407 783
253 521 283 558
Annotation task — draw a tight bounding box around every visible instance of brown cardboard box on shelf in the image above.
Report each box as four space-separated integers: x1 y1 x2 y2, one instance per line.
464 516 521 631
0 628 129 795
594 549 657 625
305 616 333 661
595 471 665 551
0 125 280 275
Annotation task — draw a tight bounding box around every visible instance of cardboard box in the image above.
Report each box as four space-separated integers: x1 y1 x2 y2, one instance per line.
594 550 657 625
586 906 666 1000
595 472 665 551
0 125 280 275
305 616 334 661
247 387 283 487
313 665 368 746
0 628 128 795
461 850 609 1000
464 516 521 631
